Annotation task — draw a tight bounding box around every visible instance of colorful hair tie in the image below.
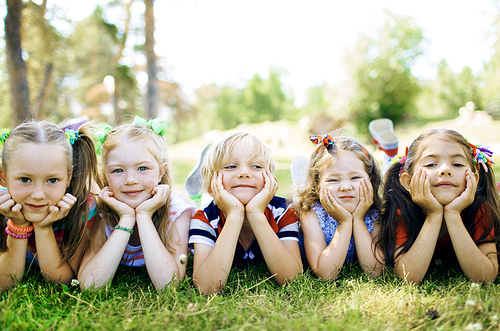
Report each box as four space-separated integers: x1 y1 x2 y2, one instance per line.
390 146 408 177
467 141 494 172
94 123 113 156
0 128 10 145
309 134 334 148
7 219 33 233
5 226 33 239
133 116 168 136
64 128 80 145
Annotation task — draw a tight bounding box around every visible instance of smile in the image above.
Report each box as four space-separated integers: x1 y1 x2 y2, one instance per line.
26 204 48 211
122 190 143 196
435 182 456 188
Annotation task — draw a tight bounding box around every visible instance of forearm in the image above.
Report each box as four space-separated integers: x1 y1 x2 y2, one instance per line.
352 219 382 278
34 227 75 284
248 213 302 285
0 237 28 290
313 222 352 280
78 216 135 289
394 213 442 284
446 212 498 282
136 214 182 290
193 215 243 294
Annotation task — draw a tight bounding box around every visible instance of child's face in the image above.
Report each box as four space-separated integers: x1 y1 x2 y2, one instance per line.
320 151 369 213
5 143 70 223
410 138 475 205
218 147 267 205
105 138 166 208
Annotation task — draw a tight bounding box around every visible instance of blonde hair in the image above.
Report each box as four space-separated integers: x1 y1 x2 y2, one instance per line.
97 122 175 252
201 131 276 193
295 135 382 214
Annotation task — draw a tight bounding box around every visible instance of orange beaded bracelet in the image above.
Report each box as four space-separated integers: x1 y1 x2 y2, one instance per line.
7 219 33 233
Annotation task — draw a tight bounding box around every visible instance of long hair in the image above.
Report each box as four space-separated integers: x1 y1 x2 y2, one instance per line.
376 129 500 267
97 122 175 252
0 121 99 262
294 135 383 215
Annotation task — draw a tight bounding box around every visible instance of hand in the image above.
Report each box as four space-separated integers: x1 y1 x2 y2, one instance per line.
320 186 352 224
445 169 477 214
211 172 244 216
246 170 278 214
0 189 27 226
34 193 77 229
98 187 135 219
136 184 170 217
410 168 443 216
352 179 373 221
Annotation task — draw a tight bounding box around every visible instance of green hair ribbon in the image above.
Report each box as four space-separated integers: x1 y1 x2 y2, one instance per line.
133 116 167 136
94 123 113 156
64 129 80 145
0 128 10 145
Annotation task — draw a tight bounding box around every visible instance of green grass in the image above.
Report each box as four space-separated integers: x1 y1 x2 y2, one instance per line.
2 263 500 330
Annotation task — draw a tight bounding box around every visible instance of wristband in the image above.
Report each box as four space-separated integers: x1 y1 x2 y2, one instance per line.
114 225 133 234
7 219 34 233
5 227 33 239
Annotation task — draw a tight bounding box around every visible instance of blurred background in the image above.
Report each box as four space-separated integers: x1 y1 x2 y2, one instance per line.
1 0 500 199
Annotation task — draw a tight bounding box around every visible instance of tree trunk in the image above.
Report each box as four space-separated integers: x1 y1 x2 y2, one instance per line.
33 62 53 119
145 0 158 119
5 0 31 126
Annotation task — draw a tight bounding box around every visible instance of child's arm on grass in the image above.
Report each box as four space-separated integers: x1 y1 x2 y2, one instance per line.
192 172 245 295
78 187 136 289
352 179 383 278
246 171 302 285
135 185 191 289
444 170 498 282
0 236 28 291
395 169 443 284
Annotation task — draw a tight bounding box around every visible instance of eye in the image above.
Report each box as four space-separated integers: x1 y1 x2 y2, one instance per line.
251 164 263 169
351 176 362 180
19 177 31 183
138 166 148 171
423 163 436 168
112 168 124 173
452 163 465 168
47 178 59 184
327 178 339 183
223 164 236 170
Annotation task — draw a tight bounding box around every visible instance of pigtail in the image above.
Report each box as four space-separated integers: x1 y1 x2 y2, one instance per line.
376 161 425 267
60 124 100 262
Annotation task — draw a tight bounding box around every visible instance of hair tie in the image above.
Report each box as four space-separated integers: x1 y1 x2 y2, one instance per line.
0 128 10 145
94 123 113 156
390 146 408 177
309 134 334 148
467 141 494 172
133 116 168 136
64 128 80 145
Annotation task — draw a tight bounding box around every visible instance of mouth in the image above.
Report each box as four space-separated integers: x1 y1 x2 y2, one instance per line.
339 195 355 200
122 190 144 197
26 204 48 211
435 181 456 188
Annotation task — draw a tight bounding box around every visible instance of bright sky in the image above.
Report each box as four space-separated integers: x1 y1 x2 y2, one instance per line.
29 0 500 105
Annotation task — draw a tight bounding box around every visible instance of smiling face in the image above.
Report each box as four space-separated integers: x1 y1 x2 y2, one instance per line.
410 137 475 205
320 151 369 213
218 147 267 205
104 138 166 208
5 143 71 223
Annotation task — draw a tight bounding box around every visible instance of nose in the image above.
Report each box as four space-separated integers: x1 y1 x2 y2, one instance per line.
438 163 452 177
31 183 45 200
125 172 139 184
237 165 251 179
339 181 353 192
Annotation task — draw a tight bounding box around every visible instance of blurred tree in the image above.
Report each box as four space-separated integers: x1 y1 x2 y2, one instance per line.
481 1 500 118
144 0 157 118
344 10 423 128
303 82 330 114
5 0 31 126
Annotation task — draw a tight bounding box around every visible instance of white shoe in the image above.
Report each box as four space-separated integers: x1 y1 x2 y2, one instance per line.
290 156 309 190
185 144 211 200
368 118 398 151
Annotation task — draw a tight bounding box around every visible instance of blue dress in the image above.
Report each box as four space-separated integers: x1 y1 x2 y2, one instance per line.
299 202 378 264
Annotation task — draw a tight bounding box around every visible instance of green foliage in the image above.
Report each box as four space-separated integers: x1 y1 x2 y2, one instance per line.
345 10 423 127
481 3 500 118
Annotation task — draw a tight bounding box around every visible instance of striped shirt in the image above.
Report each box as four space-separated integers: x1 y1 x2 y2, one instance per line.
104 192 196 267
189 196 299 262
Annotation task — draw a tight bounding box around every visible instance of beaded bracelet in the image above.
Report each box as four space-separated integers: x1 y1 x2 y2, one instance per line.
114 225 133 234
5 227 33 239
7 219 34 233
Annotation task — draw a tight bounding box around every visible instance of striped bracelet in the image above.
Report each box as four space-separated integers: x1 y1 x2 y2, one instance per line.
5 227 33 239
114 225 133 234
7 219 34 233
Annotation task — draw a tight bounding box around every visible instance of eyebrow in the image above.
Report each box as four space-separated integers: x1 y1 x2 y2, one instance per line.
421 153 467 159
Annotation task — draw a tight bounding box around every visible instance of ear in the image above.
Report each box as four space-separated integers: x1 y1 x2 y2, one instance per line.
159 163 167 182
473 171 479 183
399 172 412 193
0 168 6 187
67 166 73 187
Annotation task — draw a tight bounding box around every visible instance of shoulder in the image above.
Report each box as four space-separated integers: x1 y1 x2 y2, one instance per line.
169 192 196 221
